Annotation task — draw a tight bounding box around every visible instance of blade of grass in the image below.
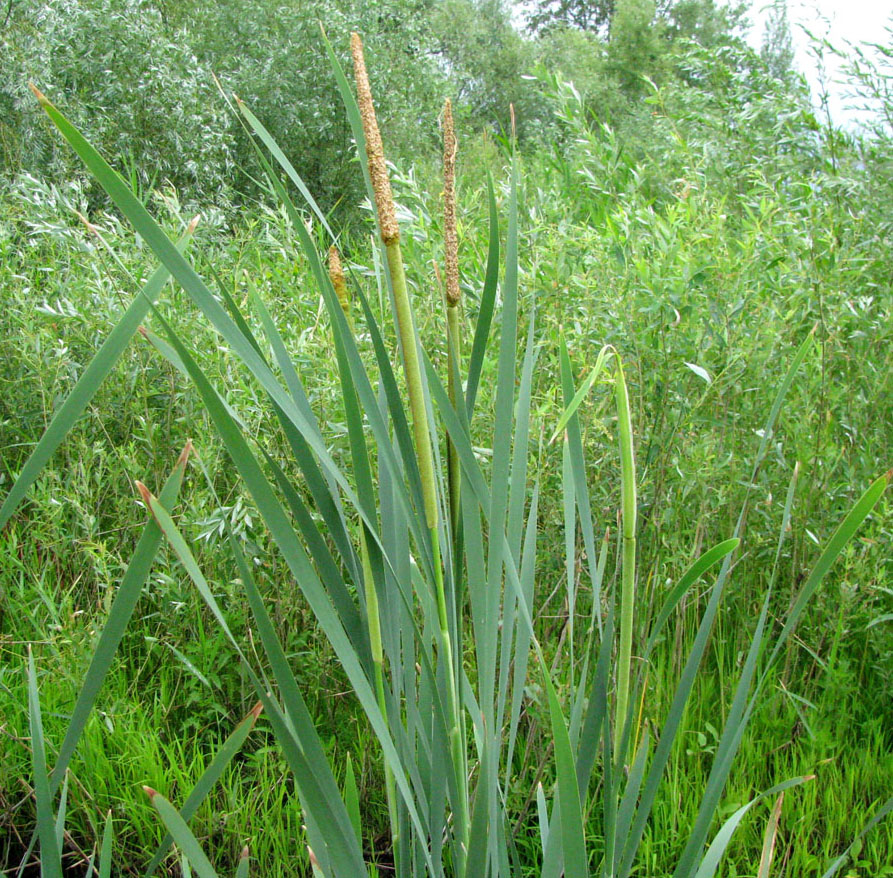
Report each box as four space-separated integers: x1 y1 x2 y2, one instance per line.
99 812 113 878
143 789 219 878
821 796 893 878
27 647 62 878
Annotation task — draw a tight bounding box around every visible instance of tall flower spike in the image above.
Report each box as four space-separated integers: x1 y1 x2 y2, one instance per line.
351 33 399 245
442 98 460 308
328 245 354 330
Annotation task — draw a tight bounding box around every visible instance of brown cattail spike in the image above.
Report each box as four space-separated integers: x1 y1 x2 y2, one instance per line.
350 33 399 245
328 246 351 320
442 99 460 308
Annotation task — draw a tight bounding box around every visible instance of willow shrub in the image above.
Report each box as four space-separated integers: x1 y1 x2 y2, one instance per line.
6 30 890 878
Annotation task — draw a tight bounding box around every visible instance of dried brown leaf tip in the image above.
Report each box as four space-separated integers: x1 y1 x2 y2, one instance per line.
177 439 195 468
350 33 399 245
442 98 460 307
28 82 50 106
135 480 153 507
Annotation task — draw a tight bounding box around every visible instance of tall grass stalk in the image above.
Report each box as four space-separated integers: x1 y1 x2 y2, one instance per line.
8 52 890 878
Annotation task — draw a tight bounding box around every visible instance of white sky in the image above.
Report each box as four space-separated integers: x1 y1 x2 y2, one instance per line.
746 0 893 126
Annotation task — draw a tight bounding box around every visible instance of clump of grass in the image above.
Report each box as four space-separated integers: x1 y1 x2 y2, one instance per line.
5 38 891 878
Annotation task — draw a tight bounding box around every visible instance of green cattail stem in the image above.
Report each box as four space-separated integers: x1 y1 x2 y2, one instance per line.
360 527 399 867
385 238 439 530
614 358 637 764
446 303 462 540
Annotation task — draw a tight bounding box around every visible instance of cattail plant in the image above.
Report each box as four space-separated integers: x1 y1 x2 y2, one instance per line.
10 47 890 878
350 31 470 866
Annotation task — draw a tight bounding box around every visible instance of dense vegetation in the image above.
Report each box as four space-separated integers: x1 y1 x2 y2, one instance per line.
1 1 891 875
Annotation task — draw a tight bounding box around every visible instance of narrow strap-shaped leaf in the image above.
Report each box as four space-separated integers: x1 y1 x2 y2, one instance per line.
536 783 550 856
551 343 612 445
559 337 605 638
480 158 520 718
612 730 650 873
237 99 335 241
504 482 540 778
545 674 588 877
263 451 371 669
497 315 537 740
0 227 194 529
27 648 62 878
821 795 893 878
145 703 263 876
343 756 362 848
693 778 811 878
54 772 68 853
235 847 250 878
642 538 739 661
757 792 785 878
144 789 220 878
242 276 360 584
98 811 113 878
465 173 500 419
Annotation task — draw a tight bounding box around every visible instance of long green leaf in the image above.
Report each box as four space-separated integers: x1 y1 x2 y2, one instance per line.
28 648 62 878
545 675 588 877
144 789 220 878
694 778 810 878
